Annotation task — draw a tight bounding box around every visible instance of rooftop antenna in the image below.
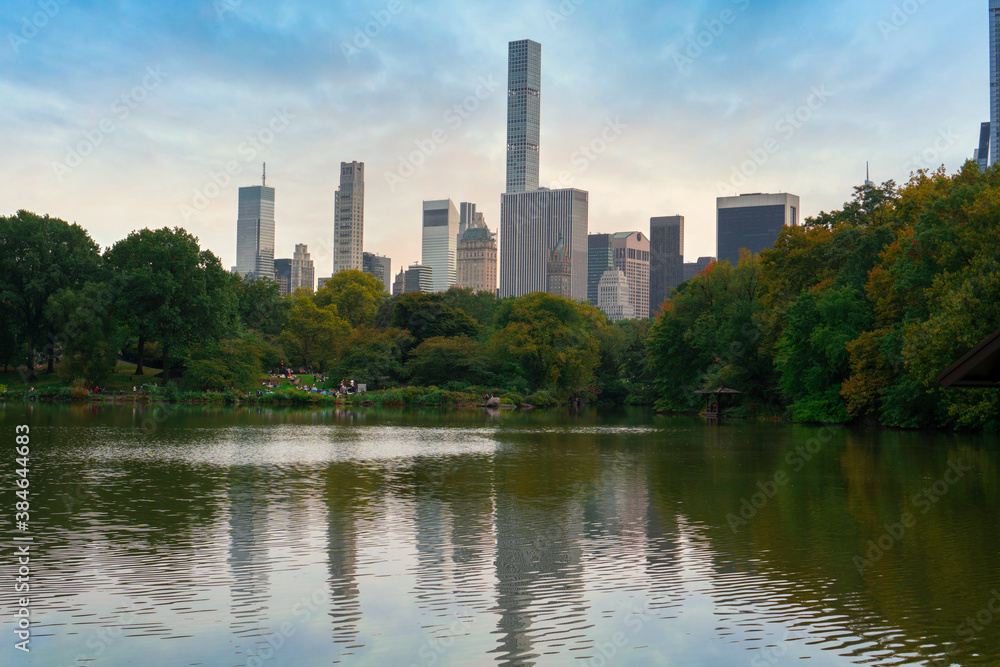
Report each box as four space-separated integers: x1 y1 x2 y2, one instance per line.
262 162 266 187
864 162 873 187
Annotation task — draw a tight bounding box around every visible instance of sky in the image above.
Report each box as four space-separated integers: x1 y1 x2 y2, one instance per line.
0 0 989 276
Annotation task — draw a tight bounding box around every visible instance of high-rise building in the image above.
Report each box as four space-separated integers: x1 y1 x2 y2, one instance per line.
334 161 364 274
291 244 315 293
611 231 650 320
457 226 497 294
403 263 433 294
683 257 716 282
506 39 541 194
991 1 1000 167
392 269 405 296
976 122 991 170
362 252 392 293
546 232 572 299
649 216 684 316
458 202 485 245
499 188 589 300
422 199 459 293
597 266 634 322
317 277 332 290
273 258 292 296
236 179 275 280
587 233 612 306
716 193 800 266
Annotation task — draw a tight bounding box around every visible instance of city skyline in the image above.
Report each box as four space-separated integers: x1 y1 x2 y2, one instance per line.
0 1 988 278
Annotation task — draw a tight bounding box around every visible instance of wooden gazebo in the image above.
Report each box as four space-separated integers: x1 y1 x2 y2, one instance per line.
694 387 742 418
938 328 1000 388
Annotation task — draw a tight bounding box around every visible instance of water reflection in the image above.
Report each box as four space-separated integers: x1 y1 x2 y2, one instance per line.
1 403 998 666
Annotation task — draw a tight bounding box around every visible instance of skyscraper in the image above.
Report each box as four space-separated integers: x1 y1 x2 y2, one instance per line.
716 193 800 266
499 188 589 300
334 161 364 274
546 232 572 299
362 252 392 293
273 258 291 295
236 176 275 280
611 231 650 320
422 199 459 293
506 39 541 194
649 216 684 316
457 226 497 294
991 1 1000 167
587 233 612 306
683 257 716 282
404 263 433 294
291 244 315 292
976 122 991 170
458 202 485 244
597 266 633 322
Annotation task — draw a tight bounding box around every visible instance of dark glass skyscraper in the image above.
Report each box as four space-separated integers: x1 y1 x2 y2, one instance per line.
992 2 1000 167
649 216 684 316
587 234 612 306
716 193 799 267
506 39 541 194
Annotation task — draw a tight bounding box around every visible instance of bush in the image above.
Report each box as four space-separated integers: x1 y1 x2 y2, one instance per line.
525 391 558 408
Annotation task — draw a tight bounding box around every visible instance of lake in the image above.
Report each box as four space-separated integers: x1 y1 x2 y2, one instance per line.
2 403 999 666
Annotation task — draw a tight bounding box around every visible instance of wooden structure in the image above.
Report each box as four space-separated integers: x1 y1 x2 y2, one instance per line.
938 328 1000 388
694 387 742 418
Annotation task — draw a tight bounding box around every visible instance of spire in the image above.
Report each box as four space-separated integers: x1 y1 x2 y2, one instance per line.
262 162 267 187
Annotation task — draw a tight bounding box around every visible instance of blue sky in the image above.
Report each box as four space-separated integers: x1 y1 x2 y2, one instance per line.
0 0 987 275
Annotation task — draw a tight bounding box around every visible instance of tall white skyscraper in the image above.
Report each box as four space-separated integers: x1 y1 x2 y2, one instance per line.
291 244 315 292
334 161 364 274
990 2 1000 167
421 199 459 293
506 39 541 194
236 175 275 280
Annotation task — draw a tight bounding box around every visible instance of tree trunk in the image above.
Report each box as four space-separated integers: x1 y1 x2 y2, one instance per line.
161 342 170 387
135 333 145 375
46 345 54 374
23 340 37 382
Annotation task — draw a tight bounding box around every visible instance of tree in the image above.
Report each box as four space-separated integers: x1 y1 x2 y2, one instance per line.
489 293 604 395
278 292 350 370
234 275 289 336
105 227 237 385
406 336 492 387
328 327 414 388
314 270 387 328
184 334 280 391
0 210 104 380
44 282 126 387
391 292 480 346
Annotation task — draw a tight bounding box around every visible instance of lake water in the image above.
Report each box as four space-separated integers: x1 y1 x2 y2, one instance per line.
2 403 999 666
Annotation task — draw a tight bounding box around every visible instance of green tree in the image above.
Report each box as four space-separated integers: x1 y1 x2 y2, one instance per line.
278 291 350 370
184 334 280 391
327 328 414 388
44 282 126 387
314 270 387 328
489 293 604 395
0 210 104 380
234 275 289 336
105 227 237 385
406 336 492 387
391 292 480 346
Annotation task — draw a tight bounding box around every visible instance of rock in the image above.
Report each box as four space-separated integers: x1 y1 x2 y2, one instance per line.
485 396 501 408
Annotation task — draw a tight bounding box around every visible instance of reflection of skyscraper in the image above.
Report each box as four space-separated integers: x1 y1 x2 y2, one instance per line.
236 180 275 280
227 467 271 659
506 39 541 194
324 463 365 648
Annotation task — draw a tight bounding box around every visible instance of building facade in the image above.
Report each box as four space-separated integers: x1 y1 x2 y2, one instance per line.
977 122 991 170
992 1 1000 167
499 188 589 300
403 263 433 294
236 184 275 280
457 226 497 294
422 199 459 293
273 258 291 296
716 193 800 266
597 267 634 322
546 233 572 299
506 39 541 194
362 252 392 293
458 202 485 245
291 244 315 293
334 161 364 274
683 257 716 282
587 233 612 306
649 215 684 316
611 231 650 320
392 269 405 296
317 277 331 290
